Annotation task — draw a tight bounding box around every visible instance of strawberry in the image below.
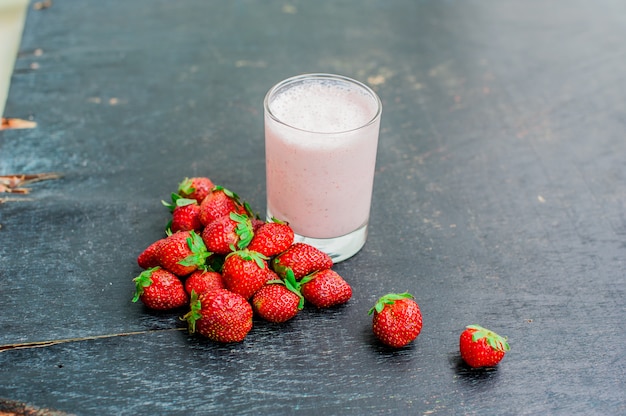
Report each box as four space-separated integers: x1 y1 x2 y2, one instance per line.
132 267 188 310
459 325 510 368
221 249 272 299
252 269 304 322
162 193 203 233
184 289 253 343
170 202 202 233
369 293 423 348
272 242 333 280
199 186 246 226
247 218 294 257
184 270 225 296
177 177 215 203
137 238 164 269
201 212 254 255
157 230 211 276
300 268 352 308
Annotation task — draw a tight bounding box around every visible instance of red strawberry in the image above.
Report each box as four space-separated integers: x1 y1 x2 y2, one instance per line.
178 177 215 203
459 325 510 368
221 249 272 300
184 289 253 343
132 267 188 310
184 270 225 296
369 293 423 348
157 230 211 276
201 212 254 255
300 268 352 308
247 219 294 257
272 242 333 280
252 269 304 322
170 202 202 233
137 238 164 269
199 186 245 226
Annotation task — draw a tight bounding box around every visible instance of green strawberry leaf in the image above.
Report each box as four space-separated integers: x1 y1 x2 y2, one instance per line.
132 267 159 302
182 290 203 334
272 257 288 278
179 231 212 267
164 219 173 234
243 201 260 219
230 211 254 249
235 249 268 269
161 193 179 212
250 251 268 269
175 198 197 207
178 177 194 195
368 292 414 315
187 230 205 252
283 268 305 309
162 193 196 212
467 325 510 352
221 186 239 201
299 272 316 285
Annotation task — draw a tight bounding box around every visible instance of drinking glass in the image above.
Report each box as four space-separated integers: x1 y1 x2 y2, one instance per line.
263 73 382 262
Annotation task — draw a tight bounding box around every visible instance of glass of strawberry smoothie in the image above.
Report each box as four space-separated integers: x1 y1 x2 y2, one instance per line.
264 73 382 262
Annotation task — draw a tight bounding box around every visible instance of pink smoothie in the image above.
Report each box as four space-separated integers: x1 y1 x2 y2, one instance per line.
265 77 381 239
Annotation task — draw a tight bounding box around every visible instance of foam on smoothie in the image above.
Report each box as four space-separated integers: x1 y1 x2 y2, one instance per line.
269 80 378 134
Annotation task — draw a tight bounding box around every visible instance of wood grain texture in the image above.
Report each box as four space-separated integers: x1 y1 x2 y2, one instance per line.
0 0 625 414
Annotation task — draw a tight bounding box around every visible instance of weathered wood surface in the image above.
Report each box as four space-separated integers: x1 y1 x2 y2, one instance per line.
1 0 625 414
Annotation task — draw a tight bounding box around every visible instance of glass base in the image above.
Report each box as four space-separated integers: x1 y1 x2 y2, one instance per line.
292 224 368 263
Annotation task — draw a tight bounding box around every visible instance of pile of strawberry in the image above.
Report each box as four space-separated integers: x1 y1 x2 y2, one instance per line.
132 177 352 343
132 176 511 368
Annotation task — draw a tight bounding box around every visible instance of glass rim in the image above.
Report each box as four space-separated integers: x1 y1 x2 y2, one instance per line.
264 73 382 135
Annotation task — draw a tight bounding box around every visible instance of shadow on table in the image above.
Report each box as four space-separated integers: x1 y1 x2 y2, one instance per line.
361 326 418 360
449 353 501 388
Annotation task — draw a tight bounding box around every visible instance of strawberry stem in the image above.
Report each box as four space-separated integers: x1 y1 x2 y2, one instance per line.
230 211 254 249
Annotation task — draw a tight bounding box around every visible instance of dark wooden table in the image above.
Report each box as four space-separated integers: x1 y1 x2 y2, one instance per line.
1 1 625 414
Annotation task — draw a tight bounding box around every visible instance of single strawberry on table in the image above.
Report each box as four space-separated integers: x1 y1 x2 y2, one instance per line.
459 324 510 368
300 268 352 308
184 269 225 296
202 211 254 255
183 289 253 343
272 242 333 280
132 266 188 310
177 176 215 203
221 249 273 299
247 218 294 257
252 268 304 323
157 230 211 276
369 292 423 348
